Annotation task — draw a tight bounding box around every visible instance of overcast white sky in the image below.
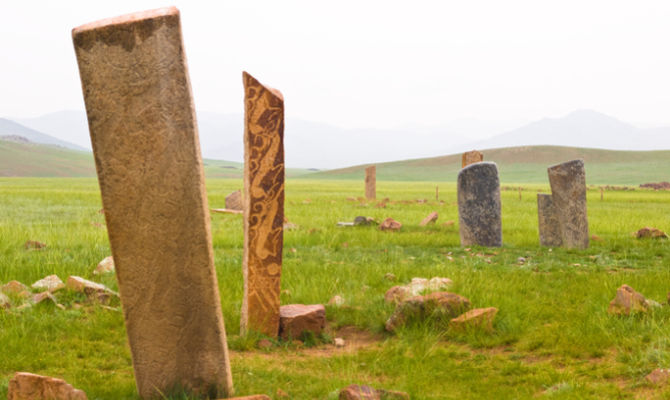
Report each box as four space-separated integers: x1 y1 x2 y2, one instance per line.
2 0 670 130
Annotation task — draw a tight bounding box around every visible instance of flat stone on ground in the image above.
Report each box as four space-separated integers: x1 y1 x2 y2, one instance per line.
279 304 326 340
608 284 650 315
386 292 471 331
31 275 65 292
646 368 670 385
450 307 498 331
379 218 402 231
8 372 87 400
2 281 30 297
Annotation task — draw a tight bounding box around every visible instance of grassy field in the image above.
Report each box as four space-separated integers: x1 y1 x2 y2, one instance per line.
2 177 670 399
308 146 670 184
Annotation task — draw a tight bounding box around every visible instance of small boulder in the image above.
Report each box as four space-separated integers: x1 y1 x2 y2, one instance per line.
279 304 326 340
379 218 402 231
608 284 650 315
24 240 46 250
384 286 410 304
646 368 670 385
31 275 65 292
66 276 118 302
2 281 31 298
30 291 64 309
635 227 668 239
93 256 114 275
334 337 345 347
407 278 429 296
8 372 87 400
428 277 453 291
353 216 375 226
386 292 471 332
419 211 438 226
328 295 345 307
451 307 498 331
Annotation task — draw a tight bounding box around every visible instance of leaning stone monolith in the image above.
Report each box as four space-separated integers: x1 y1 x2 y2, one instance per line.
241 72 285 338
537 194 562 247
457 162 502 247
461 150 483 168
365 166 376 200
547 159 589 249
72 7 233 398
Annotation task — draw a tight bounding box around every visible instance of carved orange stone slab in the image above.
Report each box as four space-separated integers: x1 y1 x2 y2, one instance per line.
72 7 233 398
461 150 483 168
241 72 285 337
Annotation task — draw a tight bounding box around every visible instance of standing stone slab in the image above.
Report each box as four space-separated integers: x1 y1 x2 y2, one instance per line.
457 162 502 247
537 194 562 247
461 150 483 168
226 190 243 211
365 165 376 200
547 159 589 249
72 8 233 398
241 72 285 337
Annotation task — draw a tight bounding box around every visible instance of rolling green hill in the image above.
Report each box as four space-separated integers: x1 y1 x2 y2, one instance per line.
304 145 670 184
0 139 315 178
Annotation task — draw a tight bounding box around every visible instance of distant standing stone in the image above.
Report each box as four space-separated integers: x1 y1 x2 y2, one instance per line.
225 190 243 211
537 194 562 247
457 162 502 247
547 159 589 249
461 150 483 168
365 165 376 200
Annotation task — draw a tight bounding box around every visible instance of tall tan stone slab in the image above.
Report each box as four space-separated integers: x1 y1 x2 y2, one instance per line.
547 159 589 249
537 194 562 247
461 150 483 168
72 7 233 398
241 72 285 337
365 165 376 200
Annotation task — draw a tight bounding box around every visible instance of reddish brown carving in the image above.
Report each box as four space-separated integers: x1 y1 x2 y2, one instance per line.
72 7 233 398
241 72 285 337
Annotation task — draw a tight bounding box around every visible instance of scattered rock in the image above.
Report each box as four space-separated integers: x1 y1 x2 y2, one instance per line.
635 227 668 239
278 304 326 340
93 256 115 275
385 277 453 304
379 218 402 231
30 291 64 309
517 257 526 265
225 190 243 211
384 273 396 281
384 286 411 304
646 368 670 385
591 234 603 242
353 216 375 226
31 275 65 292
66 276 118 300
608 284 651 315
328 295 345 307
442 220 455 227
339 385 409 400
419 211 438 226
450 307 498 331
427 277 453 291
2 281 31 298
224 396 271 400
257 339 273 350
640 182 670 190
24 240 46 250
334 337 345 347
386 292 471 332
0 291 10 309
8 372 87 400
276 388 290 398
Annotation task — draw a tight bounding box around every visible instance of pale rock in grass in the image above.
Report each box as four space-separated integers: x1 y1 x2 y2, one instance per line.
278 304 326 340
450 307 498 332
608 284 651 315
328 295 345 307
379 218 402 231
66 276 118 299
645 368 670 385
419 211 438 226
0 291 10 309
384 286 411 304
8 372 87 400
93 256 114 275
2 281 31 298
334 337 345 347
31 275 65 292
428 277 453 291
385 292 471 332
30 291 65 309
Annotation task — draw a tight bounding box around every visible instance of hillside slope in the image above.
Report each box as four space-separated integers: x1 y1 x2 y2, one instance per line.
304 145 670 184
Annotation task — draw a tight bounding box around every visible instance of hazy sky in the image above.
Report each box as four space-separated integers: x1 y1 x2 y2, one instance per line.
2 0 670 130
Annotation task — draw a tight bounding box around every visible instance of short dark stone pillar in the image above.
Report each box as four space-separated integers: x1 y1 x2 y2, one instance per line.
457 162 502 247
547 159 589 249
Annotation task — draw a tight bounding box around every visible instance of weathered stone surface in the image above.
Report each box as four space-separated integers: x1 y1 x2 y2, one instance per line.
241 72 285 338
457 162 502 247
365 166 376 200
31 275 65 292
384 277 453 304
379 218 402 231
451 307 498 331
645 368 670 385
419 211 438 226
278 304 326 340
8 372 87 400
334 337 346 347
66 276 117 298
93 256 114 275
0 291 10 308
2 281 30 297
73 7 232 398
461 150 483 168
635 227 668 239
537 194 562 247
353 216 375 226
339 385 409 400
547 159 589 249
386 292 471 331
608 284 650 315
225 190 243 211
384 286 411 304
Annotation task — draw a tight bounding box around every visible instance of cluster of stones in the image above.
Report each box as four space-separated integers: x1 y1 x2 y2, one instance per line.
537 159 589 248
384 277 498 332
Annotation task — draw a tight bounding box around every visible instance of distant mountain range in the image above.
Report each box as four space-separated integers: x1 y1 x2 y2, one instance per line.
3 109 670 169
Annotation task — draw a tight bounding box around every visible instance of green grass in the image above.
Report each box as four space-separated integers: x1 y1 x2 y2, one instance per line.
2 178 670 399
307 145 670 184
